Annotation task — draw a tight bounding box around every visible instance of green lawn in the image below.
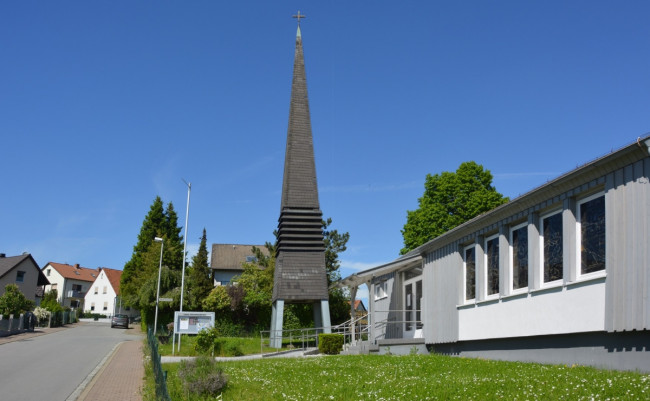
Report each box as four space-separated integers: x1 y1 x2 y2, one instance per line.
160 354 650 400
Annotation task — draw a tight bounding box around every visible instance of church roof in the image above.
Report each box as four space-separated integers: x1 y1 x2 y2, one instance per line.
273 22 329 302
280 25 320 211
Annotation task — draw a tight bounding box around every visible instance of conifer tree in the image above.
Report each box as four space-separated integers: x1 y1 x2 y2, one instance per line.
120 196 184 323
188 228 213 310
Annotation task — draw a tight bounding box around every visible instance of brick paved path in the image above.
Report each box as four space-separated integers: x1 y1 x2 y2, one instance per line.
78 340 144 401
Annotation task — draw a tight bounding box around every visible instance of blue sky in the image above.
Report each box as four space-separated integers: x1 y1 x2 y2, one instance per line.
1 2 648 303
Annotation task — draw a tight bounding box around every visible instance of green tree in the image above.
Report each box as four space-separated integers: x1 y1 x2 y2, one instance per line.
40 289 63 313
0 284 35 315
401 161 509 254
120 196 184 326
188 228 213 311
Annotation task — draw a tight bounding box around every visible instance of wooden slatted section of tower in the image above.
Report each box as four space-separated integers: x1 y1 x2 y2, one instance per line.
270 14 331 347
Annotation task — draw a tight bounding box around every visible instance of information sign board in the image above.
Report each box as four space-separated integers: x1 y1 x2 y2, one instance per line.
173 311 215 334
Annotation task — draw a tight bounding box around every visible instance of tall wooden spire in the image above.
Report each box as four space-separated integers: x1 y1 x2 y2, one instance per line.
272 22 329 303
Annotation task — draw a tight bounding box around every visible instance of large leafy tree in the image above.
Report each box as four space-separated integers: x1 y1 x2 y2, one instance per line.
401 161 508 254
120 196 184 326
0 284 35 316
187 228 213 311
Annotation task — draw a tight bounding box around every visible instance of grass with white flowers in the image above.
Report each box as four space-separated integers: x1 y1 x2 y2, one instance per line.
160 353 650 400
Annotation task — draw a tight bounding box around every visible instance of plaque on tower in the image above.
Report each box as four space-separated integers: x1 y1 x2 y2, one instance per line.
270 14 332 348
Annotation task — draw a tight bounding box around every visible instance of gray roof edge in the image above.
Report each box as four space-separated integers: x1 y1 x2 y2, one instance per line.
418 135 650 254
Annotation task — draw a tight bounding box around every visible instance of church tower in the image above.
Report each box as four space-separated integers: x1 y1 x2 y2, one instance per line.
270 13 331 347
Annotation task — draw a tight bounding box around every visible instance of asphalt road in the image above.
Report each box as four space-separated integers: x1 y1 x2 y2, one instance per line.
0 322 140 401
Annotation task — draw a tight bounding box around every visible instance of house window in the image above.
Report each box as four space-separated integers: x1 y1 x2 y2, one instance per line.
72 284 82 292
94 286 98 294
16 271 25 283
245 255 257 263
485 235 499 296
103 302 108 311
375 281 387 300
52 283 58 290
71 300 79 308
541 211 563 283
510 223 528 290
464 246 476 301
91 302 95 311
103 286 107 294
578 193 606 275
46 269 51 277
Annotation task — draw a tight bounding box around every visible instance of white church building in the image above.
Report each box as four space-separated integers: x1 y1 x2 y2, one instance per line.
338 136 650 372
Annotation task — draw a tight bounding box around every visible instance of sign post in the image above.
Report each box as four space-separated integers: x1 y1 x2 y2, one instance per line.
171 311 215 356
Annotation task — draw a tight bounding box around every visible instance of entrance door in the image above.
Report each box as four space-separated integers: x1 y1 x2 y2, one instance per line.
404 277 422 338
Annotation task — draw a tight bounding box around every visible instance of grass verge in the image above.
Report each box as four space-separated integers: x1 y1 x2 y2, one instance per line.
157 354 649 400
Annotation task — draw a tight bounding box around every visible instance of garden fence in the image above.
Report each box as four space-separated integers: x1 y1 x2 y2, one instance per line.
0 313 35 337
147 328 171 401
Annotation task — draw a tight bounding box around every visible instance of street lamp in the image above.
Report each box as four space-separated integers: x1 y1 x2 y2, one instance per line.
153 237 164 335
178 179 191 352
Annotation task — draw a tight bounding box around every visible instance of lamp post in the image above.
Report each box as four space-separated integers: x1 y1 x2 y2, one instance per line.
153 237 164 335
178 179 191 352
180 180 191 312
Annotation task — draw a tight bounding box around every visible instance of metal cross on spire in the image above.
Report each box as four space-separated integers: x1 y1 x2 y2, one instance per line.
292 10 306 26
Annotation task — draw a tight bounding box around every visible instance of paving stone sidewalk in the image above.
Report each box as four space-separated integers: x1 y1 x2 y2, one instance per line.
77 339 145 401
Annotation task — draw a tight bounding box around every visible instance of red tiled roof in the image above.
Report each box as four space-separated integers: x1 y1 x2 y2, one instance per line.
101 268 123 295
45 262 100 283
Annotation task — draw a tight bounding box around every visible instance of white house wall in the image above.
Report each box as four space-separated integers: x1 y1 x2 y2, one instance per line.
458 280 606 341
84 271 118 316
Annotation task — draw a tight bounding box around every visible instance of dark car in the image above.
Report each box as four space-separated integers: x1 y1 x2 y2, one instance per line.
111 314 129 329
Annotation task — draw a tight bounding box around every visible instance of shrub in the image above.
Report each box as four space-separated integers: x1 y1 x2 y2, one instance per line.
195 327 224 356
318 333 344 355
224 339 244 357
177 356 228 397
33 306 50 326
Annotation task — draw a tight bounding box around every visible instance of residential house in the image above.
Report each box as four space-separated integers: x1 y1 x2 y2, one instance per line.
84 267 138 319
42 262 99 310
0 253 49 305
211 244 269 286
338 136 650 372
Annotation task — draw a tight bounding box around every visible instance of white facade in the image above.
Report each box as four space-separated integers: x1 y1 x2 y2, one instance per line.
84 270 118 316
83 268 137 318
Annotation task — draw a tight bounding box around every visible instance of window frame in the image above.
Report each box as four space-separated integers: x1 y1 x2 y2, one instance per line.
509 222 529 294
463 244 476 303
16 270 26 283
540 209 564 286
374 281 388 301
484 233 500 299
576 192 606 279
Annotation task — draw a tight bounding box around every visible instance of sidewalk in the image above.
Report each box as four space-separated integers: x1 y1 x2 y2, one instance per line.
77 339 145 401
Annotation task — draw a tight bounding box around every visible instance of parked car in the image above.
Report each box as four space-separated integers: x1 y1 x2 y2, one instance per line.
111 314 129 329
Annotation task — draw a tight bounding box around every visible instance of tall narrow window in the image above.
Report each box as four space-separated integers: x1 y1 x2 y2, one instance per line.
464 246 476 301
542 212 563 283
485 235 499 296
405 283 413 331
16 271 25 283
510 224 528 290
579 194 605 274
